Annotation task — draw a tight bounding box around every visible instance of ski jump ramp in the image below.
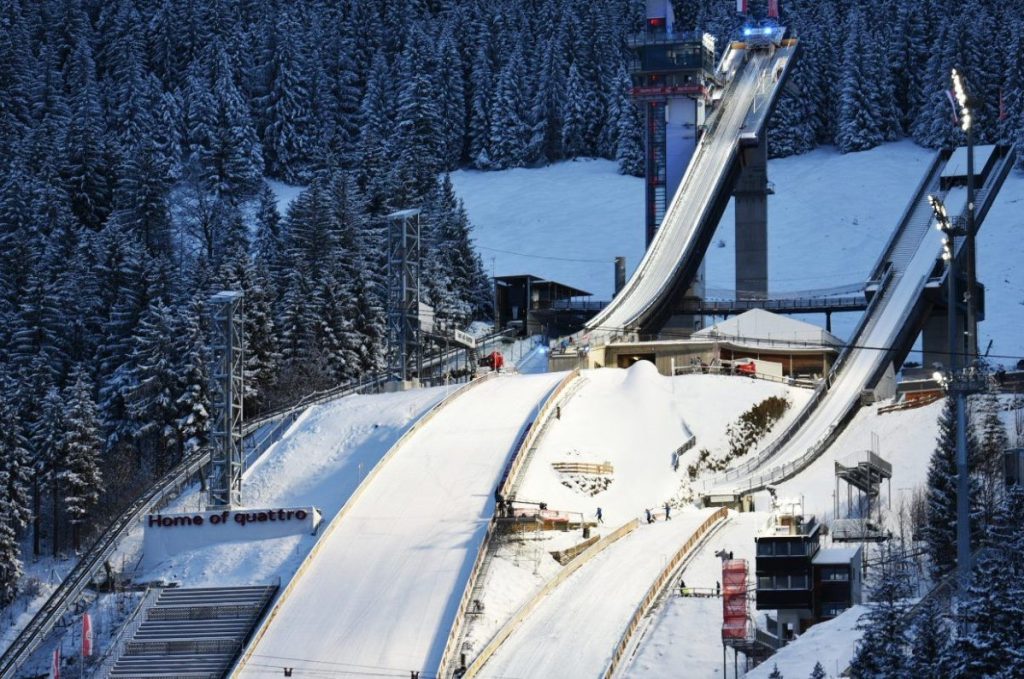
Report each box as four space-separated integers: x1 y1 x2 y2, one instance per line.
586 42 797 340
709 144 1013 495
233 373 562 678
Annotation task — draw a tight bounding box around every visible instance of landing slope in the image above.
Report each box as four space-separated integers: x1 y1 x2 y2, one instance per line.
479 510 713 679
235 373 562 677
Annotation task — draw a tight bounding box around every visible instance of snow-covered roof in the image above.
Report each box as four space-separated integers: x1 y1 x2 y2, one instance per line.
694 309 843 347
812 546 862 565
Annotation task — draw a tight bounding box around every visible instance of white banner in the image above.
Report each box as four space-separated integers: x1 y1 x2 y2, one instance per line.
143 506 321 571
452 329 476 348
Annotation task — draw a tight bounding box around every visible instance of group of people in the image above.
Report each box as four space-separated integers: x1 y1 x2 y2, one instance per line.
677 579 723 597
645 502 673 524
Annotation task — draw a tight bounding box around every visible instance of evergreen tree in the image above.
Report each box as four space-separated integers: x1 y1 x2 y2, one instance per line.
906 597 952 679
836 7 886 153
924 398 959 580
527 31 568 164
468 43 494 168
392 28 444 202
562 62 589 158
614 65 644 176
848 543 913 678
767 664 783 679
808 662 826 679
436 28 467 170
123 301 186 477
258 8 312 183
948 487 1024 677
0 384 33 534
489 47 531 170
64 40 112 231
174 297 211 459
60 368 103 550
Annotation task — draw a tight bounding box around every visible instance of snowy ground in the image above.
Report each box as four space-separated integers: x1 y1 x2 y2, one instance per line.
452 142 1024 363
767 399 946 529
130 388 448 585
515 365 813 523
743 606 866 679
459 366 810 674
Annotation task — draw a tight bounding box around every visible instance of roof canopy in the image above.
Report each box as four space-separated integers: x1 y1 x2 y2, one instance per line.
694 309 842 348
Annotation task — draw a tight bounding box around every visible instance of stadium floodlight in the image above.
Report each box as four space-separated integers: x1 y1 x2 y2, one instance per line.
951 69 971 132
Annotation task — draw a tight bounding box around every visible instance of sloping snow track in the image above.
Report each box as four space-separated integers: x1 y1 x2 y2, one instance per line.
234 373 563 678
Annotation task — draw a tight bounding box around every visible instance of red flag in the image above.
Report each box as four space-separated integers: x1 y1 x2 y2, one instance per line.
768 0 780 18
999 88 1007 121
51 647 61 679
82 613 93 657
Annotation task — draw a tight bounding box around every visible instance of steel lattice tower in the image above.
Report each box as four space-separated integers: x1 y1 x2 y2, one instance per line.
386 209 422 383
208 291 244 509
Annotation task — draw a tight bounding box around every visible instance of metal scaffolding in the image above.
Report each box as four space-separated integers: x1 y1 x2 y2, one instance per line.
386 209 422 383
208 291 244 509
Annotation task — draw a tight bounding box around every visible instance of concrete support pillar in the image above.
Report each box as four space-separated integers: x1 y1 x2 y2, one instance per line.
922 306 967 369
734 137 769 300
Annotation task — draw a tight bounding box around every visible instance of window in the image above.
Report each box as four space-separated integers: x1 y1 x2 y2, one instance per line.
820 567 849 582
757 574 811 590
757 541 773 556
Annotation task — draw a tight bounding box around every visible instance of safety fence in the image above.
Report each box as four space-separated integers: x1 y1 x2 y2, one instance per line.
437 369 580 679
551 536 600 566
89 587 161 679
232 372 496 678
460 519 640 679
498 369 581 500
602 507 728 679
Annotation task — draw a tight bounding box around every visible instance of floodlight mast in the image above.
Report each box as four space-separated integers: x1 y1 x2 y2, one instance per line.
951 68 977 361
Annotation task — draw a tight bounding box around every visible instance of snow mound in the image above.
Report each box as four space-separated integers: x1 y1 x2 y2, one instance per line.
622 358 665 393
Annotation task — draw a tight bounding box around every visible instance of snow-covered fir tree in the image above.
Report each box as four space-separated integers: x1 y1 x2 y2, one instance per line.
60 367 104 550
947 486 1024 677
848 543 914 678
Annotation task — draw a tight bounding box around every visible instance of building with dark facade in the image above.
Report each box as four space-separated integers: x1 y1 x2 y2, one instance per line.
754 501 863 640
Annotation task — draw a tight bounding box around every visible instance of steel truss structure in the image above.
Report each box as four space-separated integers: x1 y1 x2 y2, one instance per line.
208 291 244 509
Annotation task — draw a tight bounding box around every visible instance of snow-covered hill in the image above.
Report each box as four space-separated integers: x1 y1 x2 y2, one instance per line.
452 142 1024 363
